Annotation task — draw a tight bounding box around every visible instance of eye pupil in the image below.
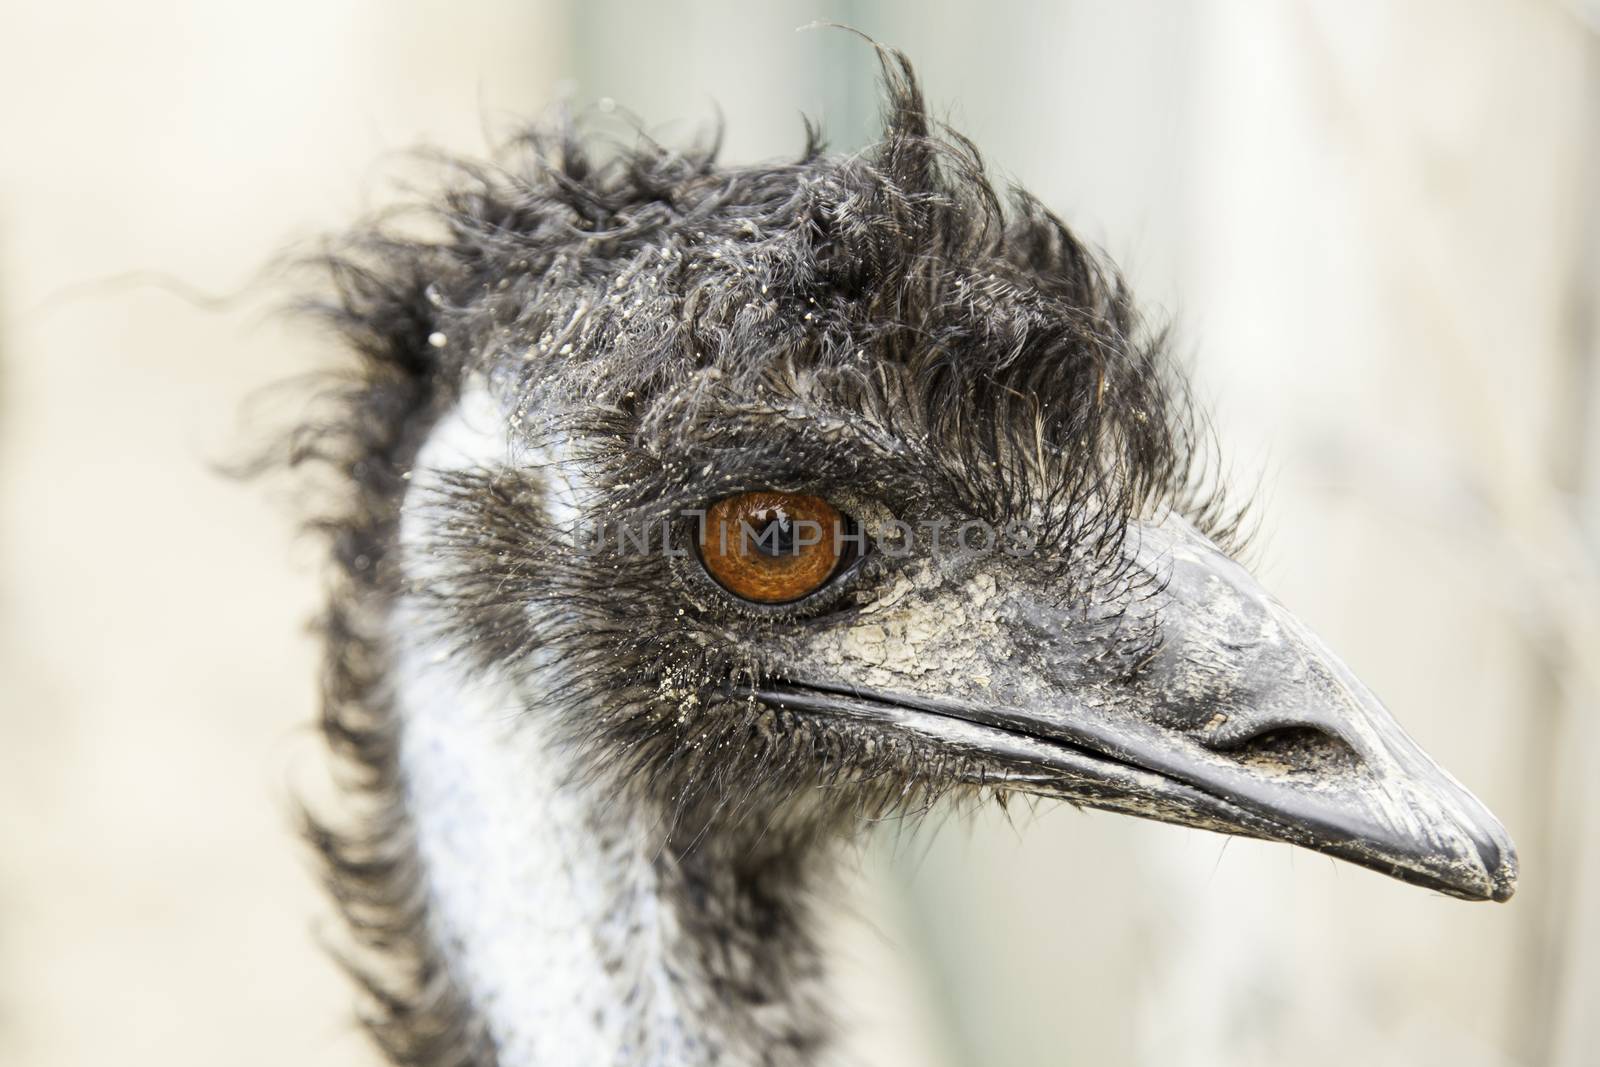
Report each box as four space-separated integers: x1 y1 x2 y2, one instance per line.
751 512 796 557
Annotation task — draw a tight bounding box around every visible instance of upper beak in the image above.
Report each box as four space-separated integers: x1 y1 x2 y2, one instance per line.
758 516 1518 902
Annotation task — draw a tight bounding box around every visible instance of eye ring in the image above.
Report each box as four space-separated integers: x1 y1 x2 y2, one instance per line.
697 492 862 604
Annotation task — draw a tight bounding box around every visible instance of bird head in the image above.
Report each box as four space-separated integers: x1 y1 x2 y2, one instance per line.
352 49 1515 902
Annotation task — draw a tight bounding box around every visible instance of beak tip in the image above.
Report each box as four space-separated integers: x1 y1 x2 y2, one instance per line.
1469 806 1519 903
1455 820 1517 902
1486 849 1519 903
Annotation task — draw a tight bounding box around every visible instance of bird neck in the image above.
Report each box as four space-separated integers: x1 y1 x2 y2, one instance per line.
390 627 832 1067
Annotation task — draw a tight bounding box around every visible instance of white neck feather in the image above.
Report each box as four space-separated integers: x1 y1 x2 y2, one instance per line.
387 385 827 1066
392 635 703 1064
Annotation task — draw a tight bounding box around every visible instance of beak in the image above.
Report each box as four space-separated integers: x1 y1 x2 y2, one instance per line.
759 517 1518 902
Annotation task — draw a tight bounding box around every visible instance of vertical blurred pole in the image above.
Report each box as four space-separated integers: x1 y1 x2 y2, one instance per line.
566 1 878 159
1547 16 1600 1065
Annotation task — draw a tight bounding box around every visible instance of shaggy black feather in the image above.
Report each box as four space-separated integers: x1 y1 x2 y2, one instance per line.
278 43 1241 1067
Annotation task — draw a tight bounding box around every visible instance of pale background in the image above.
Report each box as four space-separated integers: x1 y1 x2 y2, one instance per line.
2 2 1597 1065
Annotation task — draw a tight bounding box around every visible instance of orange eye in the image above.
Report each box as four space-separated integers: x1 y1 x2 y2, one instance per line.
698 492 854 604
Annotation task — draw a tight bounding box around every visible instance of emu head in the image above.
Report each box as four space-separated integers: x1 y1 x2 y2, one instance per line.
334 52 1515 903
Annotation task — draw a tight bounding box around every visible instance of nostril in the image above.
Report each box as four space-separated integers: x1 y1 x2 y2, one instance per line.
1210 724 1364 780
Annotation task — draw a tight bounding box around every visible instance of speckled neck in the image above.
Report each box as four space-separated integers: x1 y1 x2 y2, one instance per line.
389 623 831 1067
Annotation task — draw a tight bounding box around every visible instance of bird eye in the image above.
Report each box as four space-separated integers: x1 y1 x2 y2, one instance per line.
698 492 862 604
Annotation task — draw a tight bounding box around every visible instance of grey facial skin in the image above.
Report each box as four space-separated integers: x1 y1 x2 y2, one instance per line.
758 514 1517 902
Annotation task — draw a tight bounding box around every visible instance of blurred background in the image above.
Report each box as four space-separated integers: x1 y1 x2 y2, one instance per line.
2 2 1597 1065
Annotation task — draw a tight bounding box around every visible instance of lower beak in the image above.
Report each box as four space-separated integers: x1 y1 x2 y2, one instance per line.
757 518 1518 903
